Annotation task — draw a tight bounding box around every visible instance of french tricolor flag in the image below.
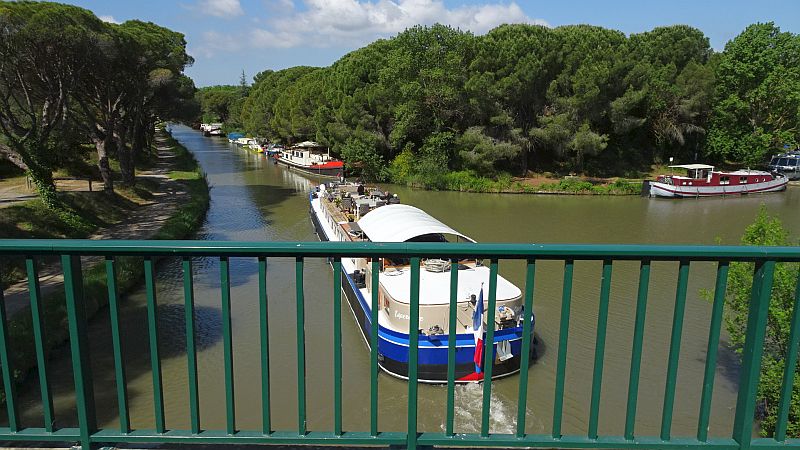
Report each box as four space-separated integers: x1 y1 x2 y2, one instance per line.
472 286 485 373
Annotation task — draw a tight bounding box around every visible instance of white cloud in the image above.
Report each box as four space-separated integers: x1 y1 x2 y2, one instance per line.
198 0 244 18
200 0 546 53
98 15 120 24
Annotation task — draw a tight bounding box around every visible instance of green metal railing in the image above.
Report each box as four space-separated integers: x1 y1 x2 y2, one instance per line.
0 239 799 449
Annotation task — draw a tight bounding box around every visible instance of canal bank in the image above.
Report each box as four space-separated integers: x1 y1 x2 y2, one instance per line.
0 127 210 402
10 124 800 439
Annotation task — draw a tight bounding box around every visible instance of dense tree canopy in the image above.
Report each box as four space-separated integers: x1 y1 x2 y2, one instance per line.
0 1 195 205
707 23 800 166
200 22 798 186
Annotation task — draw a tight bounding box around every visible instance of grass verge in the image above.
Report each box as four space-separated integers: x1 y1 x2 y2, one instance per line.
1 130 210 402
402 169 643 195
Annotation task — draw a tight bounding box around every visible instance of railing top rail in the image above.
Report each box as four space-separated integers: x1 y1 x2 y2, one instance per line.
1 239 799 261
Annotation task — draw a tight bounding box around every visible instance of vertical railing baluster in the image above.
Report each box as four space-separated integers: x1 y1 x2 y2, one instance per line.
697 261 729 442
0 284 19 432
62 255 96 449
732 260 775 450
480 259 499 437
295 256 307 436
220 257 235 434
775 268 800 442
588 260 613 440
445 259 458 437
552 259 574 439
661 261 690 441
774 270 800 441
516 259 536 438
144 256 165 433
258 257 271 435
26 258 54 431
182 258 200 435
332 258 343 436
624 260 650 440
106 257 129 434
370 259 379 437
407 257 421 450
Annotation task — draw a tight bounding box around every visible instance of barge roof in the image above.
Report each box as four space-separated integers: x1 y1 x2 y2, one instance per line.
358 204 475 243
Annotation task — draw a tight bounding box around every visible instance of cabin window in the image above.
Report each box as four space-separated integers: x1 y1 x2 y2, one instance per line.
790 159 798 167
720 176 730 185
740 176 748 184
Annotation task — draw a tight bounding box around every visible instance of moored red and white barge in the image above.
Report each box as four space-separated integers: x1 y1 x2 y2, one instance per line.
649 164 788 198
276 141 344 179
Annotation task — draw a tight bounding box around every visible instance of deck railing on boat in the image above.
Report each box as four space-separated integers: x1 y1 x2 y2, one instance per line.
0 239 799 449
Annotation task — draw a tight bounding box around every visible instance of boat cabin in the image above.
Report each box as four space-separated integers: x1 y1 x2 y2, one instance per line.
657 164 775 187
282 141 339 166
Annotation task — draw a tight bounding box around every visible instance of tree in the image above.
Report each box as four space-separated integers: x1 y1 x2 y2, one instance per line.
0 1 104 206
724 206 800 436
707 23 800 165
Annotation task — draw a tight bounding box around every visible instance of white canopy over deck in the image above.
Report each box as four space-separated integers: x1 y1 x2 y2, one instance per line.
358 204 475 243
668 164 714 170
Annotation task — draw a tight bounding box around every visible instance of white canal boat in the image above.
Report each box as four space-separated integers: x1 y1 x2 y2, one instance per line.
309 183 535 383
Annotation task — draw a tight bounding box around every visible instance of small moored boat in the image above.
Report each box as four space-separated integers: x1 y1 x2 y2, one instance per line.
277 141 344 179
649 164 787 198
768 151 800 180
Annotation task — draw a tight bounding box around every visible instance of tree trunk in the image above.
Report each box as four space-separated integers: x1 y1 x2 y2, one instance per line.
116 127 135 186
93 135 114 193
132 119 145 161
26 159 59 209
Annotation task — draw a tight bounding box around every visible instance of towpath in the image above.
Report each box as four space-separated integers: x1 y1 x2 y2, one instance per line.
1 135 189 318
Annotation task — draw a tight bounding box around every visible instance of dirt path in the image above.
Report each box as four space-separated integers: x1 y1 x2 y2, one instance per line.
2 135 189 318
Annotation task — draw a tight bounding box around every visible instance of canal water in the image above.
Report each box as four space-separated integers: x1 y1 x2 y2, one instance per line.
18 124 800 438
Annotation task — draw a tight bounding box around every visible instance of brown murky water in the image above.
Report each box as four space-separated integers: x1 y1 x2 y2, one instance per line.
18 124 800 439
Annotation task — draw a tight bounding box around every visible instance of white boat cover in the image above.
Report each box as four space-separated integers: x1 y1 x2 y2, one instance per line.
358 204 475 243
294 141 321 148
669 164 714 170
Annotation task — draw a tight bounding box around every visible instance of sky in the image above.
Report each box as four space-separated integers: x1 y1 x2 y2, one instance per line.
61 0 800 87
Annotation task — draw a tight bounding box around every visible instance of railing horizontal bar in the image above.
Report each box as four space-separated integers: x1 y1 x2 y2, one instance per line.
90 429 408 445
417 432 740 449
750 437 800 449
2 239 799 261
0 427 81 440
